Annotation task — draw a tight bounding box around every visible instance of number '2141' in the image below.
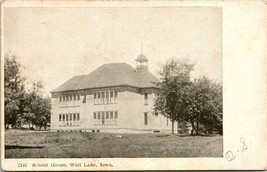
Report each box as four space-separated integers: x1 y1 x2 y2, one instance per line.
18 163 27 167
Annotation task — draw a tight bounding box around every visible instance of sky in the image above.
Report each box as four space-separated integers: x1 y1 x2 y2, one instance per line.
4 7 222 96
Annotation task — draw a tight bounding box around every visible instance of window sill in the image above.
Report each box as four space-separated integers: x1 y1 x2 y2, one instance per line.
58 125 80 127
92 124 118 126
94 103 118 105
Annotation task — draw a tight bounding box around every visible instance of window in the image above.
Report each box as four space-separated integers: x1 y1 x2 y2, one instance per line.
115 111 118 119
77 114 80 121
94 90 118 105
102 92 105 104
106 112 109 119
63 114 65 121
93 111 118 125
59 94 82 107
94 93 97 104
144 112 148 125
98 92 101 104
110 91 114 103
94 93 97 99
114 111 118 124
98 112 101 119
73 114 76 121
114 91 118 102
94 112 96 119
106 91 109 104
59 114 61 121
101 112 105 124
115 90 117 97
66 114 69 121
110 111 113 119
70 114 72 121
144 93 148 105
83 94 86 103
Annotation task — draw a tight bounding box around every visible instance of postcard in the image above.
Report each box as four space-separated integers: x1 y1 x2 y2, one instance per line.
1 0 266 171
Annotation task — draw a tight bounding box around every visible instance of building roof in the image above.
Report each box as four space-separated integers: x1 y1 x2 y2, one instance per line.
51 63 159 93
135 53 148 62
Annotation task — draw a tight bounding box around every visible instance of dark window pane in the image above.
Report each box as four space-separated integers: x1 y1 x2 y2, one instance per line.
144 112 148 125
94 113 96 119
115 91 118 97
110 112 113 119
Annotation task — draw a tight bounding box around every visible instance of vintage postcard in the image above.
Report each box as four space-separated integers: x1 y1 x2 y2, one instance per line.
1 0 266 171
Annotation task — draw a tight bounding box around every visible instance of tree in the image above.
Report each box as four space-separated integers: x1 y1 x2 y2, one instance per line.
27 81 51 130
154 59 223 136
198 80 222 134
4 55 26 129
4 54 51 130
154 59 194 134
183 77 222 135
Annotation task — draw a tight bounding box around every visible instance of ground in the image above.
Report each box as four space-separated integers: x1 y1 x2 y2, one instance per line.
5 130 223 158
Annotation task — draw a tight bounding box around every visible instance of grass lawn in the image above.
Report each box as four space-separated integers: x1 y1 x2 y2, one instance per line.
5 130 223 158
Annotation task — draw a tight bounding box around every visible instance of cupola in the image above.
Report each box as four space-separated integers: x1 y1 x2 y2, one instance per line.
135 45 149 73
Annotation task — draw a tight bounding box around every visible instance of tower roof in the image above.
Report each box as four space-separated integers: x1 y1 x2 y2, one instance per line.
135 53 148 62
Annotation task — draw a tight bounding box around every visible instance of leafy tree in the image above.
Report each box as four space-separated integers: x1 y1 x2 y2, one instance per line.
154 59 194 134
4 55 26 129
198 80 222 134
27 81 51 130
183 77 222 135
4 54 51 130
155 59 223 135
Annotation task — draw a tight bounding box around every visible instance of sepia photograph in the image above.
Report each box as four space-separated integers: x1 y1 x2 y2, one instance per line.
3 5 222 159
1 0 266 171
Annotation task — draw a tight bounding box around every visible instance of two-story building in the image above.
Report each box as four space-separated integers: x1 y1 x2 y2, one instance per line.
50 53 177 133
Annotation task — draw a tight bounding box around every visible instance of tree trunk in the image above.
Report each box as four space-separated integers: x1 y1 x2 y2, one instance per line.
171 120 174 134
196 121 199 135
190 120 195 135
177 121 179 134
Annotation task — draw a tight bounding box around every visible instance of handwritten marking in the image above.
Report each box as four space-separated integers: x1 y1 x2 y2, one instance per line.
225 151 236 162
225 137 249 162
240 137 248 152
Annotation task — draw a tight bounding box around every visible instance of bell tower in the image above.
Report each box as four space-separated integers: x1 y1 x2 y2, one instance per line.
135 45 149 73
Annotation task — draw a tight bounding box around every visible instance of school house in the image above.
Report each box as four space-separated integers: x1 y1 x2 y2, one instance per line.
50 53 177 133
